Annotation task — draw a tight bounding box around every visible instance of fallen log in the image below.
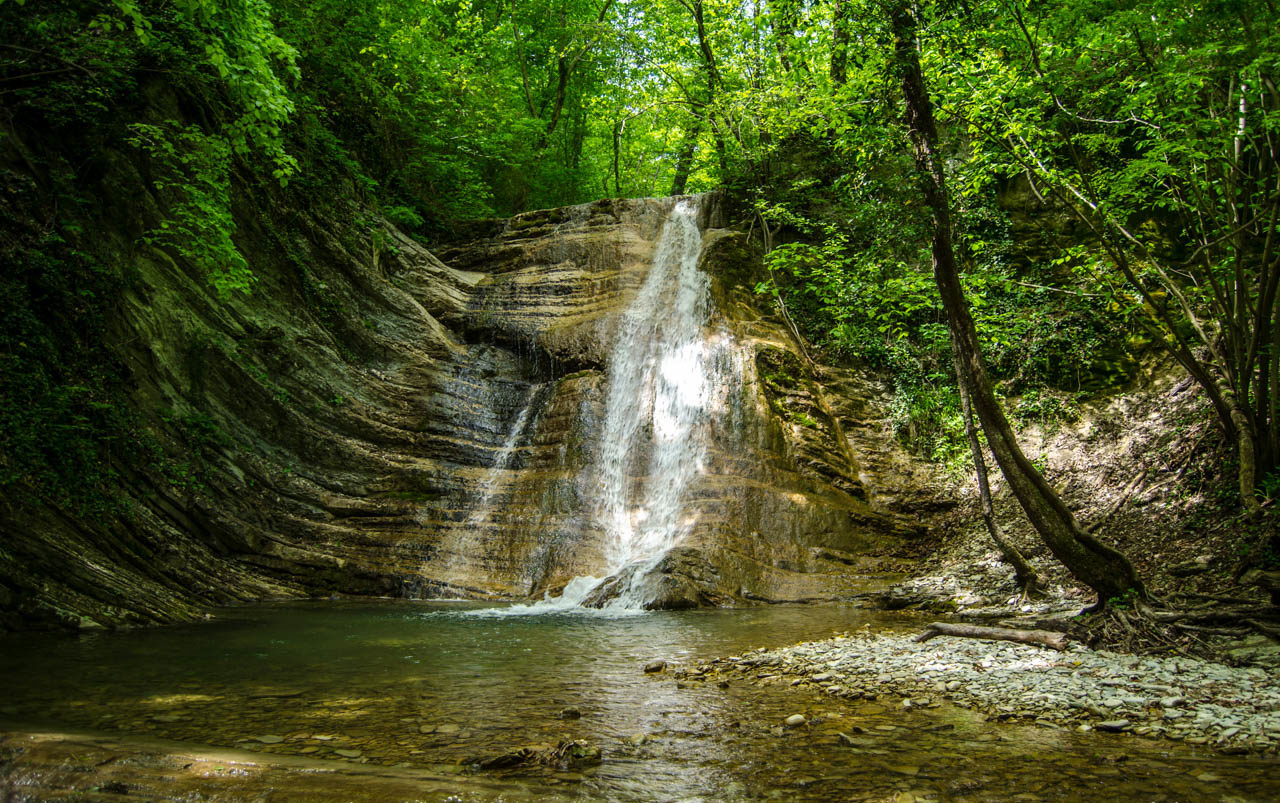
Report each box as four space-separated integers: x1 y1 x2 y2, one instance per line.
914 622 1070 651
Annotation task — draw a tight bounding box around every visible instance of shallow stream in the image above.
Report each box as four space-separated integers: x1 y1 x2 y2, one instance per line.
1 600 1277 801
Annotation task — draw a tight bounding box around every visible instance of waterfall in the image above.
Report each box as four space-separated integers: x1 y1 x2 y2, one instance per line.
591 198 727 607
488 196 741 615
418 382 545 598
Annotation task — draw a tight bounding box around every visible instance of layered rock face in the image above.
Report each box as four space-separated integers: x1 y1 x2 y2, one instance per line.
419 196 925 607
1 194 928 628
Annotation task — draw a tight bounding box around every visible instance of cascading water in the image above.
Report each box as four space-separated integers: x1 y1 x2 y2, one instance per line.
466 383 545 524
418 381 546 597
494 197 743 614
590 198 740 607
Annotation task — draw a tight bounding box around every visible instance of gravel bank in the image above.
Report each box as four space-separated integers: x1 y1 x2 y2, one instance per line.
689 630 1280 755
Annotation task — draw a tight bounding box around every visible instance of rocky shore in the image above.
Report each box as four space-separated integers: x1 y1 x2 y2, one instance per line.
678 628 1280 755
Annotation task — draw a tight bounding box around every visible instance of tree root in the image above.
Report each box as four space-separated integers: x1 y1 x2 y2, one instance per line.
1080 602 1280 657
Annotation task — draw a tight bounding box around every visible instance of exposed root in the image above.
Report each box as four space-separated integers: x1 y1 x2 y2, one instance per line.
1080 601 1280 657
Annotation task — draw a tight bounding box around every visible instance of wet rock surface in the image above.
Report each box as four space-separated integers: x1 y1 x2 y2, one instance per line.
2 196 943 628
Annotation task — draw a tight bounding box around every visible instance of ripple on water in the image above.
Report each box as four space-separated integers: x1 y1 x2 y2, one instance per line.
0 600 1276 802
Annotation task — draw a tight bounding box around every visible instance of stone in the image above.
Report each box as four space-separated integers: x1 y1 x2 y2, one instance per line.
4 199 932 628
254 735 284 744
1097 720 1131 732
644 660 667 674
333 749 362 758
785 714 807 728
560 707 582 720
435 724 461 734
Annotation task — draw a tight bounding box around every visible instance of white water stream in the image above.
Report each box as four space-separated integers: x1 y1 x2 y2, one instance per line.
465 383 544 525
494 197 743 614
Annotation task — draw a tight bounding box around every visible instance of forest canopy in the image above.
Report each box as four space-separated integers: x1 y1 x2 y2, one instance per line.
2 0 1278 514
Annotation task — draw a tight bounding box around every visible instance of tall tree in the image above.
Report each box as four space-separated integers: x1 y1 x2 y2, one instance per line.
936 0 1280 514
890 1 1145 606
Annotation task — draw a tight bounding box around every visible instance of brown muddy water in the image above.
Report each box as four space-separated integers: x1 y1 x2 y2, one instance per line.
1 600 1276 801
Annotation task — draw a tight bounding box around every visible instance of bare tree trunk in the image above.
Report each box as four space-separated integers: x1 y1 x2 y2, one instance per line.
891 3 1145 607
687 0 728 173
953 349 1041 596
830 0 850 86
611 118 622 196
669 114 702 196
1233 406 1264 516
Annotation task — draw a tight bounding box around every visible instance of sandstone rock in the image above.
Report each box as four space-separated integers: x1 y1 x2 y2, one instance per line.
4 198 939 628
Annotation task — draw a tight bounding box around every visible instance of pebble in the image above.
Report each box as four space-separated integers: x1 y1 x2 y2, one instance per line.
333 749 362 758
784 714 806 728
560 707 582 720
644 659 667 673
253 735 284 744
694 630 1280 754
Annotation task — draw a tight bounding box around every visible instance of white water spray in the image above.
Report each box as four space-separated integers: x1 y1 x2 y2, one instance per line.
495 197 742 614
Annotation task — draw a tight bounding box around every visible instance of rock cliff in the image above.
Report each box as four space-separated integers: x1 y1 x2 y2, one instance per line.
1 193 939 629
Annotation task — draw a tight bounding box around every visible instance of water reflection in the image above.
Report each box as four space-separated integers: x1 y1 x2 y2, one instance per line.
0 601 1276 802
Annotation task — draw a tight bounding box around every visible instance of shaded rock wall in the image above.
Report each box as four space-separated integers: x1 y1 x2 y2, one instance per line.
1 189 938 629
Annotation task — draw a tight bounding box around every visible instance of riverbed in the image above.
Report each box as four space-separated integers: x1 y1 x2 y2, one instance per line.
2 600 1277 801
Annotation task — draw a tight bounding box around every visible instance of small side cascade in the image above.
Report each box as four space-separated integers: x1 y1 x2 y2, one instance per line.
465 382 547 525
417 381 548 597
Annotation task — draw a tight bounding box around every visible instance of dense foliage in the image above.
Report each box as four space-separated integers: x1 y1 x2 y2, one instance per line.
2 0 1277 511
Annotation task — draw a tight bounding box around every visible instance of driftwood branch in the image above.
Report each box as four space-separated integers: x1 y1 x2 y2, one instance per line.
914 621 1070 651
1246 618 1280 639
